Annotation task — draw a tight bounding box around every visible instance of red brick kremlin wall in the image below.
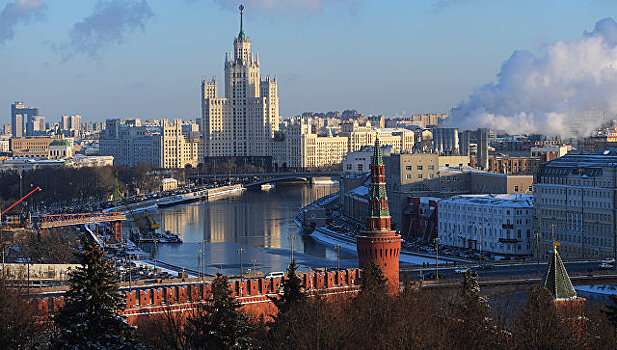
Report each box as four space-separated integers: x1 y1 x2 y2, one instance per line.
34 269 362 324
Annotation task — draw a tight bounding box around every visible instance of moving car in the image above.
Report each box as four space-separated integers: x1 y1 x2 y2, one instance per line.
599 262 614 270
479 263 495 270
265 271 285 279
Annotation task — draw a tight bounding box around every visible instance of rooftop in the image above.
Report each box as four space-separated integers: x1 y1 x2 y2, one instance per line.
439 166 533 178
441 194 534 208
544 149 617 169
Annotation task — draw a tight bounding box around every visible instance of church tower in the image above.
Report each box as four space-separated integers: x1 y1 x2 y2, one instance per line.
356 139 402 293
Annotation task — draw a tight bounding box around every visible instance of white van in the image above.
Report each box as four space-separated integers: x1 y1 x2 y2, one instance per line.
265 271 285 279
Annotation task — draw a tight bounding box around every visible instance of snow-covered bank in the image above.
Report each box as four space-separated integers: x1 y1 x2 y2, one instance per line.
311 227 440 265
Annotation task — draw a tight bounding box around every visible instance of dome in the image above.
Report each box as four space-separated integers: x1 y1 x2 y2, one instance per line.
49 139 71 147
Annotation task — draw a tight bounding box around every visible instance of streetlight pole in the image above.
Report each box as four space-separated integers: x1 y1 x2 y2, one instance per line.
434 237 439 280
153 238 158 271
237 248 246 280
288 234 297 263
478 224 483 264
197 247 201 277
335 244 341 270
251 258 256 273
199 240 208 280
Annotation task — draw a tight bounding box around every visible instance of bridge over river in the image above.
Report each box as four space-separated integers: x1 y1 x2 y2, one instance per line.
188 171 341 188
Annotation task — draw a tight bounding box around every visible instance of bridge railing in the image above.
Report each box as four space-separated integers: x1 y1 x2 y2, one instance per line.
40 212 127 229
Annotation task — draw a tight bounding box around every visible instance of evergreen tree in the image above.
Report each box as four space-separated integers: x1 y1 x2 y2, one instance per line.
184 273 254 350
271 259 306 314
459 269 488 309
52 240 134 349
359 262 388 297
450 270 504 349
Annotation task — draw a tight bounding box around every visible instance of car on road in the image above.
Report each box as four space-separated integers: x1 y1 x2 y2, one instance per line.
265 271 285 279
599 262 614 270
479 263 494 270
601 258 615 265
454 267 470 274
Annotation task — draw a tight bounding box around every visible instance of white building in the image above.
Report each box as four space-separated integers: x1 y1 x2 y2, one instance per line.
201 7 279 159
343 145 392 174
438 194 534 257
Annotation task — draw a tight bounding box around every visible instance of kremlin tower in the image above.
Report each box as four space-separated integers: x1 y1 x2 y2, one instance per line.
356 139 402 292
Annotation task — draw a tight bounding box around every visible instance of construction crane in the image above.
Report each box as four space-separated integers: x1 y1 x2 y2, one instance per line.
0 186 41 227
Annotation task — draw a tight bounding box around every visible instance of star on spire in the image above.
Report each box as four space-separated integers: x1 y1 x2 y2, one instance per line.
238 4 245 40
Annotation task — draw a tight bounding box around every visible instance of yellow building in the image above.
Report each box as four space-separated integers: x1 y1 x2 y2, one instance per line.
160 120 200 168
10 137 54 158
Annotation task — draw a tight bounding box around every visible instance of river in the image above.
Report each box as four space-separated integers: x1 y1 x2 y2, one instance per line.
141 183 358 276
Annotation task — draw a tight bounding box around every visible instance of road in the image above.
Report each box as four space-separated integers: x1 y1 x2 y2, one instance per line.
401 260 605 281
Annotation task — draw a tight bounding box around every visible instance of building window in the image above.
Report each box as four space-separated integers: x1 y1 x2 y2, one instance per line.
346 164 352 170
357 164 363 171
417 165 423 170
514 186 519 192
406 174 412 180
418 174 423 179
406 166 411 171
428 165 434 170
528 185 533 192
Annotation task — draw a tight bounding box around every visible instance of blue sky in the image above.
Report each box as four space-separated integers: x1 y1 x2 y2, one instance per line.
2 0 617 125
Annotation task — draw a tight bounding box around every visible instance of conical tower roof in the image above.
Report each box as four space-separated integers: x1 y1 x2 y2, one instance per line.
542 243 577 300
371 138 383 166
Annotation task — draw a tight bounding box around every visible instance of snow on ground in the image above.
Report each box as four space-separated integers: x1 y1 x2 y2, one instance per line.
312 227 440 265
134 260 197 279
575 284 617 295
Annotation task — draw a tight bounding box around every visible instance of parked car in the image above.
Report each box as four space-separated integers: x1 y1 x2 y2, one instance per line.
454 267 470 274
479 263 495 270
601 258 615 265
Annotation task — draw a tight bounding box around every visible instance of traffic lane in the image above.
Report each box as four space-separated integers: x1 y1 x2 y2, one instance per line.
400 261 602 281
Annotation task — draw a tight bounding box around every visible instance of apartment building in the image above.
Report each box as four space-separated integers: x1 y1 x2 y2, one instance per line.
439 194 534 257
535 151 617 259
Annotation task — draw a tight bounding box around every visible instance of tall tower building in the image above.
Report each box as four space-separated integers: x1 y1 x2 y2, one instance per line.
201 5 280 159
477 128 489 170
12 101 39 138
356 139 402 293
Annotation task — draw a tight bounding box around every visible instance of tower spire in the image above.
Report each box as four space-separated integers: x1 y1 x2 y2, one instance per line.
238 4 245 40
356 137 401 293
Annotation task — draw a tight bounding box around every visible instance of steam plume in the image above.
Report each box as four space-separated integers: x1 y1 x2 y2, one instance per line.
449 18 617 137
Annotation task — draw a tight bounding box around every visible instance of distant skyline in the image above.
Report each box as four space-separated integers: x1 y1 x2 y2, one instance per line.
2 0 617 126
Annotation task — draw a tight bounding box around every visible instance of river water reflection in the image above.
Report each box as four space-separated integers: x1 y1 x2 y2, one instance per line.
147 183 358 276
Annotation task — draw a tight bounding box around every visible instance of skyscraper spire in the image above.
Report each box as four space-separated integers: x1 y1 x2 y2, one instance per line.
238 4 245 40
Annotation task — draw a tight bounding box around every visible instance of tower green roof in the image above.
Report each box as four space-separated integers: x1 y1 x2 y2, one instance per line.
542 244 577 300
371 138 383 166
49 139 71 147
